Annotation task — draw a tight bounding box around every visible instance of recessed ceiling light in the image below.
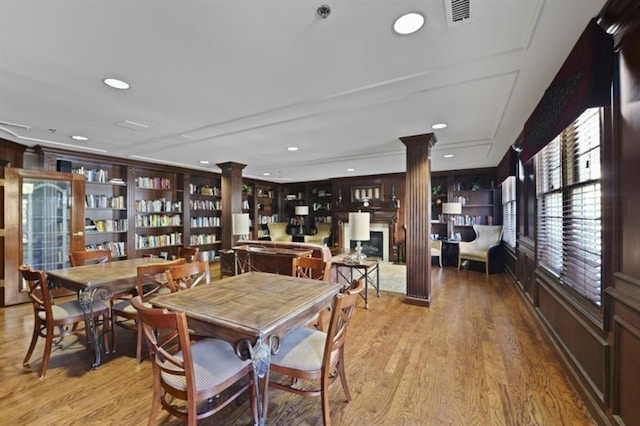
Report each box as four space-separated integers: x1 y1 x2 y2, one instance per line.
71 135 88 141
444 154 454 158
347 168 355 172
287 146 298 151
263 172 271 176
432 123 448 130
199 160 210 164
103 77 130 90
393 12 425 35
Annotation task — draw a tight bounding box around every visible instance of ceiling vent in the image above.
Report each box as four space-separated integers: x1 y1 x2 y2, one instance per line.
0 120 31 130
444 0 470 27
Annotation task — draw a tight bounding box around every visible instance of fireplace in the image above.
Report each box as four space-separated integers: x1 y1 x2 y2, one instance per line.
342 223 390 261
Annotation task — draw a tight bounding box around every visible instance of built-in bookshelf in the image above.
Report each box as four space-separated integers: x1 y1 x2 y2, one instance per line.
71 162 129 259
187 174 222 261
310 182 332 226
256 184 278 239
134 170 183 257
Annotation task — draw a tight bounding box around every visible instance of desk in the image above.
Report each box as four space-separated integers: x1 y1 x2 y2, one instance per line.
232 245 314 275
151 272 340 426
47 257 168 368
331 256 380 309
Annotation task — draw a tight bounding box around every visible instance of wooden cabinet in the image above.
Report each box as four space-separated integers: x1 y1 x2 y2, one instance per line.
133 169 184 258
71 162 129 259
186 173 222 261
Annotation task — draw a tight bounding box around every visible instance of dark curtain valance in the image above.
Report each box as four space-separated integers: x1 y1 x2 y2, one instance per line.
520 18 614 164
496 134 520 185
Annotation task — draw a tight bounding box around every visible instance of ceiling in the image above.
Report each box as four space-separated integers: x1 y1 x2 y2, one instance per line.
0 0 606 183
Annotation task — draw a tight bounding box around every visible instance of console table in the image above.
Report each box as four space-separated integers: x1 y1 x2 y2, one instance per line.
331 256 380 308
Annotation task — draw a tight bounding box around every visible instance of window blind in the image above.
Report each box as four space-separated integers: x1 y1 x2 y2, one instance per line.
535 108 602 306
502 176 516 249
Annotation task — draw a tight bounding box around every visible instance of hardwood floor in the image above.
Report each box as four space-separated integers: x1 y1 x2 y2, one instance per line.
0 265 595 425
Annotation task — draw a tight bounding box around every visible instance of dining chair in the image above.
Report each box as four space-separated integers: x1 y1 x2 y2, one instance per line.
291 256 331 281
131 296 256 425
165 260 211 291
268 278 365 426
19 265 110 378
111 259 185 363
68 249 112 266
177 246 200 263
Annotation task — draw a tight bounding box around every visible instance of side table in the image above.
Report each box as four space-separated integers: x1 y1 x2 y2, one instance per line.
331 257 380 309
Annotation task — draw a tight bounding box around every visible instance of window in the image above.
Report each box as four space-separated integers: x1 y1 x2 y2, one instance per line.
502 175 516 249
535 108 602 306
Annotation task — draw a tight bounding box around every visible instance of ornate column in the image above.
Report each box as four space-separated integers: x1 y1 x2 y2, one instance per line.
217 162 246 249
400 133 437 306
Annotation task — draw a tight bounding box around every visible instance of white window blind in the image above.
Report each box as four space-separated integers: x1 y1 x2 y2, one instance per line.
502 176 516 249
535 108 602 306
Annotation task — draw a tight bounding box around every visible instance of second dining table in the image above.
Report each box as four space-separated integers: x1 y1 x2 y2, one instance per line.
150 271 341 426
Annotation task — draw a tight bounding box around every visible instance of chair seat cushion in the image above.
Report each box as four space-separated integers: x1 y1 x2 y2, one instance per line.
431 248 441 256
112 299 153 315
41 300 108 321
270 326 327 371
460 250 489 261
161 338 250 393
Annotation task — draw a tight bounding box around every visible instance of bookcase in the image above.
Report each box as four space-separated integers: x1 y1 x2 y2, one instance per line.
255 183 278 239
186 173 222 261
133 169 184 258
70 161 129 259
431 169 499 242
310 181 332 226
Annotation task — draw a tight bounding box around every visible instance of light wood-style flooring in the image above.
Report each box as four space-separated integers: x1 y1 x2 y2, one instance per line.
0 265 595 425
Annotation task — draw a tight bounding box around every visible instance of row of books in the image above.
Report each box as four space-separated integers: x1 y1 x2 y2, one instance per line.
85 241 126 257
197 249 217 261
314 216 332 224
135 199 183 213
85 194 126 209
91 219 128 232
190 199 221 210
188 184 221 196
135 176 172 190
190 216 221 228
189 234 219 245
258 214 279 224
135 233 182 249
135 214 182 228
72 167 108 183
450 215 494 226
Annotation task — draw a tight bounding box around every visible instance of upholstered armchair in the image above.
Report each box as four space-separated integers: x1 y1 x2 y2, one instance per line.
304 222 332 245
458 225 503 275
431 240 442 268
267 222 291 242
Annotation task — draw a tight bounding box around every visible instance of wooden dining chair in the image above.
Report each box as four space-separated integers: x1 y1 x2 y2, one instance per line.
165 260 211 291
111 259 185 363
69 249 112 266
131 296 256 425
177 246 200 263
268 278 365 426
19 265 110 378
291 256 331 281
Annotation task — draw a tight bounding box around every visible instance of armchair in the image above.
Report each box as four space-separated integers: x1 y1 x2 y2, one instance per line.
431 240 442 268
304 222 332 245
267 222 290 242
457 225 503 275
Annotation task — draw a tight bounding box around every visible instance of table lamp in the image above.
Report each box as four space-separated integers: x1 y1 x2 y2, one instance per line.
232 213 250 241
442 202 462 240
349 211 370 263
294 205 309 235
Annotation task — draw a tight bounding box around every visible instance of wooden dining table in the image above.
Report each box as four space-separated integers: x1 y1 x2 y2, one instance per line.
47 257 173 368
150 271 341 426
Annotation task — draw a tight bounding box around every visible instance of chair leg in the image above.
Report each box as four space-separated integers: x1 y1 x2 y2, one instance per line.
102 312 110 354
320 373 332 426
439 254 442 268
486 260 489 275
148 373 162 426
39 324 55 378
136 321 143 364
23 319 40 365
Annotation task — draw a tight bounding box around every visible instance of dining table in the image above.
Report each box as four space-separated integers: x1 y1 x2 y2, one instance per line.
150 271 341 426
46 257 172 368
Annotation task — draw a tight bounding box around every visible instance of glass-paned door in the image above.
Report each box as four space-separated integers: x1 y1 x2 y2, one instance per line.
21 178 72 282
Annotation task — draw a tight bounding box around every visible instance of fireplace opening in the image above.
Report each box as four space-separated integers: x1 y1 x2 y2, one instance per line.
350 231 384 259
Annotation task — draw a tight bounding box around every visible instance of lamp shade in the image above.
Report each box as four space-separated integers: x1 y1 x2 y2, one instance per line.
442 202 462 215
294 205 309 216
232 213 250 236
349 212 370 241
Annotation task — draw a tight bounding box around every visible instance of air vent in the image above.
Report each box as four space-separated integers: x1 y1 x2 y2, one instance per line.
0 120 31 130
445 0 470 27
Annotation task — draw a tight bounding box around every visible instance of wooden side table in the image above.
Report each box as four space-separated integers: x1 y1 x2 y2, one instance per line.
331 256 380 309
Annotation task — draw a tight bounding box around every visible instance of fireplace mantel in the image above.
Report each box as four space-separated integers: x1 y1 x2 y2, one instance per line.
334 209 399 261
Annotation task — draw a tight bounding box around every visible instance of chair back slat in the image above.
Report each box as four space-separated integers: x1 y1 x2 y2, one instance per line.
292 257 329 281
136 259 186 299
165 261 210 291
177 246 200 263
18 265 53 317
69 249 112 266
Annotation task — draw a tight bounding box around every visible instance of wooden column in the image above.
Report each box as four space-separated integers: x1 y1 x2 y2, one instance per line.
217 162 246 249
400 133 437 306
